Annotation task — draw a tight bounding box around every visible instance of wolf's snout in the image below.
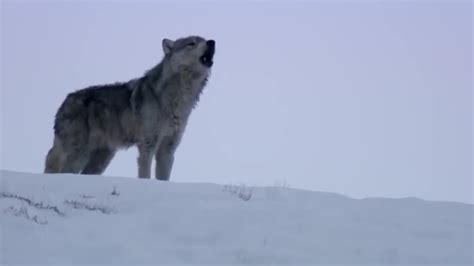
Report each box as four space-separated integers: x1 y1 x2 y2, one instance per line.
207 40 215 50
200 40 215 68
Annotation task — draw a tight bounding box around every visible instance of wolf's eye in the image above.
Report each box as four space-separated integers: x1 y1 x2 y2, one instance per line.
187 42 196 48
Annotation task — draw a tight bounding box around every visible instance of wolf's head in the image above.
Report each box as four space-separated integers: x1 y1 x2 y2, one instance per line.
162 36 215 76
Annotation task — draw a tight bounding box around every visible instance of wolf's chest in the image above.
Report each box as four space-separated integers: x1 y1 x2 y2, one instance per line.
154 113 187 138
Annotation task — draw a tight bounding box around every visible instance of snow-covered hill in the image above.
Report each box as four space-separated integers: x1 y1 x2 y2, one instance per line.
0 170 472 265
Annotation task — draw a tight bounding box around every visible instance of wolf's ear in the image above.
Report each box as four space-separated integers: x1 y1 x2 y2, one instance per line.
162 39 175 55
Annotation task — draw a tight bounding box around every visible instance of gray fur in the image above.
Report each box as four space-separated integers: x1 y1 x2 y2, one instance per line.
44 36 215 180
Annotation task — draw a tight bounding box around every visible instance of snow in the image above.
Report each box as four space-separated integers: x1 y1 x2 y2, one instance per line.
1 170 472 265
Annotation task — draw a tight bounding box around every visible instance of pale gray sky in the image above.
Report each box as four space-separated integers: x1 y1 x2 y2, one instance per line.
1 1 472 203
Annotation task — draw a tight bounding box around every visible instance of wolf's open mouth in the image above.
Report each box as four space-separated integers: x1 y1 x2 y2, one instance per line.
200 40 215 68
200 55 213 67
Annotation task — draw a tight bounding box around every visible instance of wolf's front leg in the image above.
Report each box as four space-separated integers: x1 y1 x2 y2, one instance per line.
137 137 159 179
155 133 182 181
155 153 174 181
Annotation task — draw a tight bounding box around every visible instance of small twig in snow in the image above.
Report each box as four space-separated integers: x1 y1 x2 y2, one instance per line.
64 199 116 214
0 192 65 216
4 206 48 225
223 184 252 202
111 186 120 196
79 194 95 199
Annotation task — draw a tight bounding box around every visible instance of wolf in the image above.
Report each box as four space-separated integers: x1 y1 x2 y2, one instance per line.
44 36 215 180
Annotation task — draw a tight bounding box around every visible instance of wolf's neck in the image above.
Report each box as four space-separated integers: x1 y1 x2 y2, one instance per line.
139 62 207 113
164 70 205 101
144 62 166 88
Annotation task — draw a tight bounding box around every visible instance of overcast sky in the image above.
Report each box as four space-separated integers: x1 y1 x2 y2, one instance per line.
1 1 472 203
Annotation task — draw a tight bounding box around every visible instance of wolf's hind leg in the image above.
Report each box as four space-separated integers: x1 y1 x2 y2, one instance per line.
81 148 115 175
61 147 89 174
44 140 64 173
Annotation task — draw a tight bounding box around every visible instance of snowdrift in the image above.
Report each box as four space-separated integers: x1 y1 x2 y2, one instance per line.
1 170 472 265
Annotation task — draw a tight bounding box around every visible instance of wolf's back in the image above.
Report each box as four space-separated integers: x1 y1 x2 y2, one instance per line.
53 83 133 137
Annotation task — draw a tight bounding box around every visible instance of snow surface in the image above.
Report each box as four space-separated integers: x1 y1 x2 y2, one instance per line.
1 170 472 265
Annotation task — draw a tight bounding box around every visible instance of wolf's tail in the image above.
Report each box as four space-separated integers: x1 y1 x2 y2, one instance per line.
44 136 64 173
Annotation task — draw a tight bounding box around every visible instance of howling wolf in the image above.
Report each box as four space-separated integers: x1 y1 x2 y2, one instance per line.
44 36 215 180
